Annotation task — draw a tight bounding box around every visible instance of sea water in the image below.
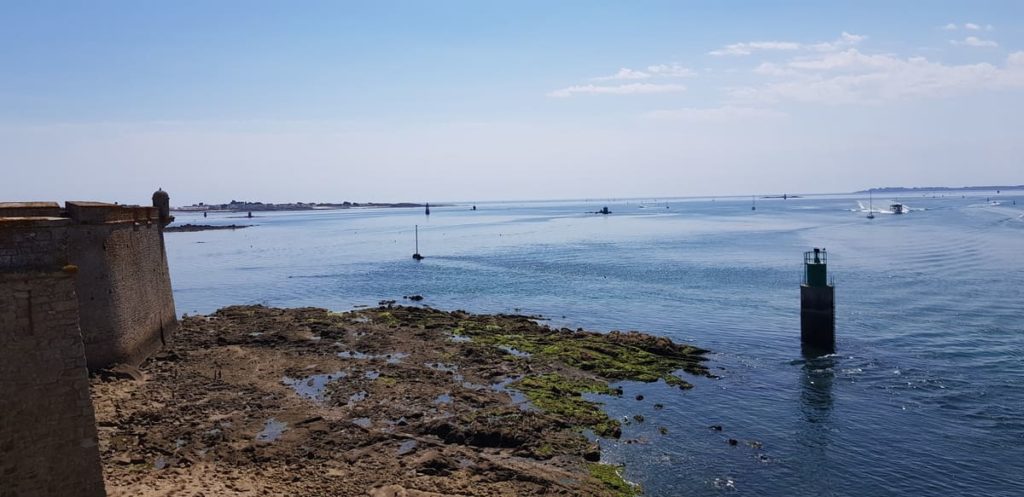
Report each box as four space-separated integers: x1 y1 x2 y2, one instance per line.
167 192 1024 496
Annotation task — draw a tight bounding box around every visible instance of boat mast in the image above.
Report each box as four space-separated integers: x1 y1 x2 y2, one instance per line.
412 224 424 260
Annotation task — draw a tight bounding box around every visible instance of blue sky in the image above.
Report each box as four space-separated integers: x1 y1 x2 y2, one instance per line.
2 1 1022 204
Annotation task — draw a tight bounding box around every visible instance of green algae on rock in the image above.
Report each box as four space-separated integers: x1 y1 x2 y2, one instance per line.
588 463 641 497
511 373 623 437
149 303 709 496
366 305 711 443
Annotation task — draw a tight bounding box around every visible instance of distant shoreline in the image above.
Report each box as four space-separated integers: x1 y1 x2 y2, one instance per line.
164 223 252 233
856 185 1024 194
172 202 435 213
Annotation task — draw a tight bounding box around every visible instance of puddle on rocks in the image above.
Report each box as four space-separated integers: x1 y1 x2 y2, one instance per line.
434 393 452 405
491 376 533 411
255 418 287 443
348 391 368 405
425 362 459 373
337 351 409 364
337 350 371 359
448 334 471 343
385 353 409 364
282 371 347 403
364 370 380 380
352 417 373 428
397 440 418 456
497 346 531 358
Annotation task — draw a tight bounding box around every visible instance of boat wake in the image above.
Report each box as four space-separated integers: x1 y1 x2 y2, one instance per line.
854 200 927 214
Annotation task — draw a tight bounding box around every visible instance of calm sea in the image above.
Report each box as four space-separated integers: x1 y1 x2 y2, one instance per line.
167 192 1024 496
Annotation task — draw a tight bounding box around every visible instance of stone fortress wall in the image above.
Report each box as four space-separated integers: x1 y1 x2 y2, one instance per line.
64 201 178 369
0 191 178 497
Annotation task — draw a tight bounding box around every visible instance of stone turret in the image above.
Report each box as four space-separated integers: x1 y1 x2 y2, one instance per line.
152 188 172 227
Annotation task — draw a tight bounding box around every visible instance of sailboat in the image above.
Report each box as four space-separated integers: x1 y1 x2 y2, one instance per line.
751 195 756 211
867 191 875 219
412 225 424 260
425 203 430 216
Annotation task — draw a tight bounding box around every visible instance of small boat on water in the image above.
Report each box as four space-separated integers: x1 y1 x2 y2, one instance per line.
867 191 875 219
890 203 905 215
412 224 424 260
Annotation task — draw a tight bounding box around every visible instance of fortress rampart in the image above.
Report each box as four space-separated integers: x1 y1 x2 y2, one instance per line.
64 201 178 369
0 192 177 497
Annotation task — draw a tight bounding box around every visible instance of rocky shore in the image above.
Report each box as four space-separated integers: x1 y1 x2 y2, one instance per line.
91 304 710 496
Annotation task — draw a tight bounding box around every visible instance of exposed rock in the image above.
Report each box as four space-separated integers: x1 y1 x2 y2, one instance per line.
93 304 709 496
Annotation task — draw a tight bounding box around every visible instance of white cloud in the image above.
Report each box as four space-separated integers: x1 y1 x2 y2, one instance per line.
951 36 998 48
646 63 696 77
644 106 787 122
546 83 686 98
593 68 652 81
709 32 865 56
946 22 994 31
753 62 794 76
591 63 694 81
592 64 696 81
729 50 1024 105
710 41 801 56
786 49 902 71
808 32 866 52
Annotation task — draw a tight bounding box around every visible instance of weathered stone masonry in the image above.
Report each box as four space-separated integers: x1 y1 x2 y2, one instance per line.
1 193 177 497
64 201 178 369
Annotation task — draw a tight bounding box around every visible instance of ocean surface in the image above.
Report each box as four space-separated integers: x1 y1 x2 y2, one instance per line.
167 191 1024 496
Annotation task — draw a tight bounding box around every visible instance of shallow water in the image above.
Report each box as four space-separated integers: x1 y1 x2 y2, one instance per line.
168 192 1024 496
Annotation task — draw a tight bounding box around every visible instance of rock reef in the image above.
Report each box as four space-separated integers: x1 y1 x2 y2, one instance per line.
92 304 710 496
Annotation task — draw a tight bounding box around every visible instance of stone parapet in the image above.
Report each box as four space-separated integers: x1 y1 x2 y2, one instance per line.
65 201 160 225
0 201 62 218
0 217 72 272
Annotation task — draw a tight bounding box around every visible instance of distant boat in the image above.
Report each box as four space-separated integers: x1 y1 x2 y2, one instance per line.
412 225 424 260
425 203 430 216
867 191 875 219
751 195 756 211
890 202 905 215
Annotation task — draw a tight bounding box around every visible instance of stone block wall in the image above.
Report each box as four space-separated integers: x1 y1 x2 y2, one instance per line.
65 203 177 369
0 219 106 497
1 195 178 496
